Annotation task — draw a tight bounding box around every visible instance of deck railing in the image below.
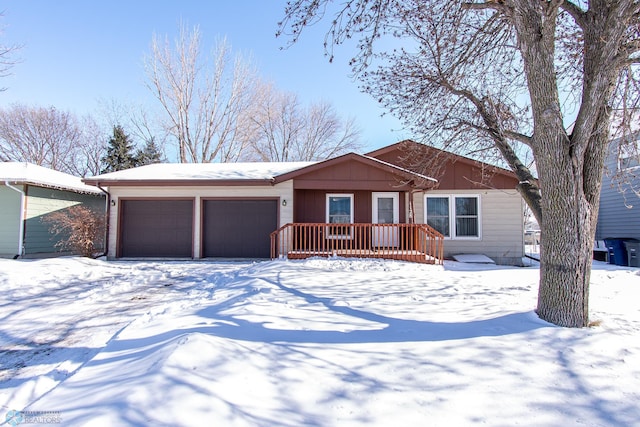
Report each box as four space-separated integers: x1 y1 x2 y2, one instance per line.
270 223 444 264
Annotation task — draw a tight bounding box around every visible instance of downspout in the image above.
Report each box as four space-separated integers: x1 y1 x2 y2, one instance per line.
96 183 110 258
5 181 25 259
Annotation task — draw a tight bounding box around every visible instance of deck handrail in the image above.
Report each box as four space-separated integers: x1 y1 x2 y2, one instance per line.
270 222 444 264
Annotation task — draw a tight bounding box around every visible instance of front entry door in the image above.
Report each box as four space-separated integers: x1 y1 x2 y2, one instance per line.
372 192 399 247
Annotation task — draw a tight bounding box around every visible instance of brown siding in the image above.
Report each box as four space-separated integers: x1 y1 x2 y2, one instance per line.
292 158 414 191
437 160 518 190
371 143 519 190
355 192 372 223
294 190 407 223
295 190 372 222
294 189 323 223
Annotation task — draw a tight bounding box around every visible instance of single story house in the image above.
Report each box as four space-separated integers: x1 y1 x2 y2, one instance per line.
83 141 524 264
0 162 106 258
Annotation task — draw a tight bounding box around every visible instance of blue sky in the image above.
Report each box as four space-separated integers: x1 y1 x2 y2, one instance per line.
1 1 408 156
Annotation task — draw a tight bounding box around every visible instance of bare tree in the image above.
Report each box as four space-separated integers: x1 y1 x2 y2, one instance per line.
43 205 106 257
145 25 259 163
129 108 168 157
243 83 304 161
279 1 640 327
0 104 106 177
301 100 361 160
74 115 107 177
0 12 21 91
244 82 361 161
0 104 81 173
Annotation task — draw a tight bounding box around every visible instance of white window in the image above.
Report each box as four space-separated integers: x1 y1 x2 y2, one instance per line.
454 196 480 238
326 194 354 238
425 196 450 237
425 195 481 239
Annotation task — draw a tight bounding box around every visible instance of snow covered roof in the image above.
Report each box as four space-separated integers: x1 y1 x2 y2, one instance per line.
84 162 318 185
84 155 438 188
0 162 103 195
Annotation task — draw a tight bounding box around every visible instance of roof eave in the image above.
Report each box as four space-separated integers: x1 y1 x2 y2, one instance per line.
4 180 104 196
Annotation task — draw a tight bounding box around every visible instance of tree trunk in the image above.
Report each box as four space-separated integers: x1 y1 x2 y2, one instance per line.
520 0 628 327
511 0 593 327
535 144 595 327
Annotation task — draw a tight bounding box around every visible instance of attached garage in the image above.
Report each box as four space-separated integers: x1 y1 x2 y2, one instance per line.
202 199 278 258
87 147 525 265
119 199 193 258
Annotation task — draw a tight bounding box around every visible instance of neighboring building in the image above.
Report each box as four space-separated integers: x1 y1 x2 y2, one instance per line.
84 141 524 264
0 163 106 258
596 134 640 241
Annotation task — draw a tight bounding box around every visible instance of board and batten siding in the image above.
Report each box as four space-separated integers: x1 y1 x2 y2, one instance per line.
413 189 524 264
106 181 294 259
0 185 23 257
23 186 105 256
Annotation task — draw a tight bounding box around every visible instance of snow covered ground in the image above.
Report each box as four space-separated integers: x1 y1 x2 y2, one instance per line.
0 256 639 426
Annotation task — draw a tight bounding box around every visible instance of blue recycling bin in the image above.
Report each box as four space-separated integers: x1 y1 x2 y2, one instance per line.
605 238 629 266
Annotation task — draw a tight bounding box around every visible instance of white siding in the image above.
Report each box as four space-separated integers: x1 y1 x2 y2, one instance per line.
106 181 294 259
414 189 524 264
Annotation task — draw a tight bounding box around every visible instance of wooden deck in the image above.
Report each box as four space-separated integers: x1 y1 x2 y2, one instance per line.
270 223 444 264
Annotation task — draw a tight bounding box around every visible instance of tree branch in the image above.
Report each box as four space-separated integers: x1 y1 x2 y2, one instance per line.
618 39 640 65
504 129 533 146
559 1 587 28
462 2 506 13
433 76 542 222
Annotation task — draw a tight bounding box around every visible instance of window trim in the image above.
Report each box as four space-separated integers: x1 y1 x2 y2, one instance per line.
425 194 482 240
425 195 451 238
326 193 354 239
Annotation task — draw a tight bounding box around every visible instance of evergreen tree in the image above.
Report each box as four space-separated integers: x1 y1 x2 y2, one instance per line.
135 137 164 166
101 125 137 173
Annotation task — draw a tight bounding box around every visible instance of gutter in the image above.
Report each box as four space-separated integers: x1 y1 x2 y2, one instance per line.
5 181 25 258
96 183 110 259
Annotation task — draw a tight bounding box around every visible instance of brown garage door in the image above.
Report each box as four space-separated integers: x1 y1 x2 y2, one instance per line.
203 199 277 258
119 200 193 257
